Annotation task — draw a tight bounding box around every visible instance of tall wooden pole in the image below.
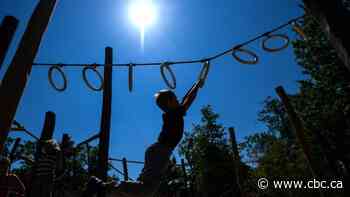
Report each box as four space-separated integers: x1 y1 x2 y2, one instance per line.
275 87 315 173
228 127 241 197
122 157 129 181
0 0 57 154
97 47 113 197
275 86 326 197
303 0 350 71
0 16 19 70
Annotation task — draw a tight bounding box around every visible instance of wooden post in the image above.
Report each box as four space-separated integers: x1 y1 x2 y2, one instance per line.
228 127 241 197
39 111 56 141
303 0 350 71
34 111 56 162
97 47 113 197
275 87 315 172
122 157 129 181
31 111 56 197
275 86 327 197
0 0 57 154
56 133 69 186
0 16 19 70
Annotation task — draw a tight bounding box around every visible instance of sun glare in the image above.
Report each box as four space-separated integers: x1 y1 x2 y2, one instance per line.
128 0 157 51
129 0 156 29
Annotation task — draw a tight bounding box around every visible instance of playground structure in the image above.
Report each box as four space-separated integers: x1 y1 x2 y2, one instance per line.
1 0 350 197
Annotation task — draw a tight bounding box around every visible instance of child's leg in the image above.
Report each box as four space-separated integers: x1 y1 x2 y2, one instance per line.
110 143 173 197
138 142 173 183
137 142 173 195
83 143 173 197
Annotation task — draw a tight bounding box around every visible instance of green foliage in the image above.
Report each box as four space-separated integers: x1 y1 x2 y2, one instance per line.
240 13 350 197
179 105 243 197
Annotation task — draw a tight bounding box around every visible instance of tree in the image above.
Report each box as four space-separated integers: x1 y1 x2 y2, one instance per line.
179 105 248 197
240 12 350 197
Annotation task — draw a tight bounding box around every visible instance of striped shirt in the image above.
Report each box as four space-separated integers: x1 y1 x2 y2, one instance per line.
34 153 57 178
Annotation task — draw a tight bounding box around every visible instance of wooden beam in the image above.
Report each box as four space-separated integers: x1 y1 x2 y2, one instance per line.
0 16 19 70
10 124 40 141
97 47 113 197
0 0 57 154
109 157 144 165
303 0 350 71
76 133 100 148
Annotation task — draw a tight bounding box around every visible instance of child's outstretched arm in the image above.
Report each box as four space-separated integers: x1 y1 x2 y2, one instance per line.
181 81 201 112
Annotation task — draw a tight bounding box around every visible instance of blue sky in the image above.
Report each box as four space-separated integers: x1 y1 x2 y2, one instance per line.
1 0 303 179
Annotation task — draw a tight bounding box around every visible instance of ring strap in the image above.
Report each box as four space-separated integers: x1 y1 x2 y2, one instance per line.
160 63 177 89
48 65 67 92
82 64 104 91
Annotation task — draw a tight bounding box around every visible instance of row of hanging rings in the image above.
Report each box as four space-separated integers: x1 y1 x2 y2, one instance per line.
49 21 305 91
159 32 292 89
231 21 305 65
231 33 290 65
158 21 306 89
48 64 104 92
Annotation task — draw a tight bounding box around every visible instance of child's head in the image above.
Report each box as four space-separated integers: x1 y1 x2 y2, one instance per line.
155 90 179 112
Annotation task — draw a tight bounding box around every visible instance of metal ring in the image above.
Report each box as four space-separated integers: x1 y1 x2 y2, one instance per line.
232 48 259 65
198 61 210 88
262 34 290 52
82 64 104 91
48 65 67 92
160 63 176 89
128 64 134 92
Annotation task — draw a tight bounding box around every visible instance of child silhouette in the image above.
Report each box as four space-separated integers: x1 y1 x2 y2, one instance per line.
83 80 202 197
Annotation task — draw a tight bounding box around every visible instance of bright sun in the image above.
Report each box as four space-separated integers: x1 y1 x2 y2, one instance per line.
129 0 157 29
128 0 157 50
